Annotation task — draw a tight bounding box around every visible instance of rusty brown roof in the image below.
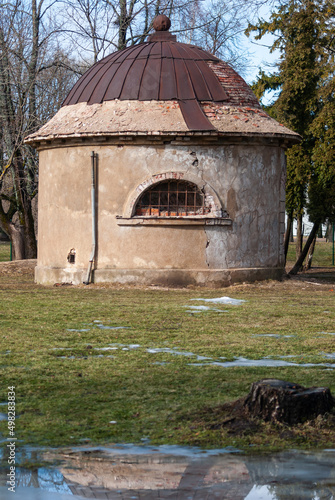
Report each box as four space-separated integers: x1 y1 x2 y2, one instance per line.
63 40 228 107
25 17 300 142
63 32 234 131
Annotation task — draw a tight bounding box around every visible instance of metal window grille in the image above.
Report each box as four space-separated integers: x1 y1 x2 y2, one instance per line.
135 180 210 217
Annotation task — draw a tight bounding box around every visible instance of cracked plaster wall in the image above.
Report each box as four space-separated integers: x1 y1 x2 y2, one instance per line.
36 142 285 283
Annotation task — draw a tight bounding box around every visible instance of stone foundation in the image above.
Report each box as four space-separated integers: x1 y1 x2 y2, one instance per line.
35 266 284 287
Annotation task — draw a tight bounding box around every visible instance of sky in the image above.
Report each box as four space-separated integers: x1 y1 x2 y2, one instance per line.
240 5 280 104
244 32 279 85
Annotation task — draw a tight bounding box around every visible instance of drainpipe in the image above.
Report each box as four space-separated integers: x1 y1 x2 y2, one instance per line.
83 151 97 284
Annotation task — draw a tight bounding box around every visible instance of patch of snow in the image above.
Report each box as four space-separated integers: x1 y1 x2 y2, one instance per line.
66 329 90 332
252 334 294 339
94 347 118 351
191 296 246 305
184 305 226 313
95 325 129 330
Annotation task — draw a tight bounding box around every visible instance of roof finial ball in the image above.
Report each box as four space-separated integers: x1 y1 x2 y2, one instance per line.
153 14 171 32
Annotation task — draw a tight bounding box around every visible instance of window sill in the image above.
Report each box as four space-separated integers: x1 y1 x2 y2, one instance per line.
116 217 232 226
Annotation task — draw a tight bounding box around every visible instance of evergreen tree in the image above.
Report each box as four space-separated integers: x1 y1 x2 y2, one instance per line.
247 0 335 273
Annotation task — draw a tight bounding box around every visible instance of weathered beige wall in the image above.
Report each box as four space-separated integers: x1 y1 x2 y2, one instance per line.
36 141 286 285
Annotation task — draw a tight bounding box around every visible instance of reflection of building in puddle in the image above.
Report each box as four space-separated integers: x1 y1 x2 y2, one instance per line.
61 455 188 490
55 452 252 497
1 448 335 499
0 467 72 494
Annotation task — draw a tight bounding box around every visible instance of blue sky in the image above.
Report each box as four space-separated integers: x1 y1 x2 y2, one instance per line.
239 4 281 104
244 32 279 85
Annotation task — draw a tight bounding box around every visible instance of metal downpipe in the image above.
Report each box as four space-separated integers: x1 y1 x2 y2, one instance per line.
83 151 97 285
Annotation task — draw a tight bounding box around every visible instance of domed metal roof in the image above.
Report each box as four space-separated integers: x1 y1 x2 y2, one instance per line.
25 17 301 144
63 37 228 106
63 23 233 130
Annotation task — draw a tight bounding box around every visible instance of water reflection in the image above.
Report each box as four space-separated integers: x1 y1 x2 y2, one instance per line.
1 446 335 499
0 467 72 493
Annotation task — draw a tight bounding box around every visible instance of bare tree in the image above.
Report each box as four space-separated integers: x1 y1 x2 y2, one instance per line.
63 0 118 63
175 0 254 73
0 0 76 259
61 0 263 70
0 0 271 261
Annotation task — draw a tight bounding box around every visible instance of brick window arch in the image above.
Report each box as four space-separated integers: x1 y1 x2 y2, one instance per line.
135 180 211 217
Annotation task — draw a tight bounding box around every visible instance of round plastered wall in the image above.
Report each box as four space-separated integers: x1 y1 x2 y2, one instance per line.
27 15 300 287
35 138 287 287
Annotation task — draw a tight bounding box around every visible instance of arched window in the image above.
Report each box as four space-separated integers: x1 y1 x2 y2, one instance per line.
135 180 211 217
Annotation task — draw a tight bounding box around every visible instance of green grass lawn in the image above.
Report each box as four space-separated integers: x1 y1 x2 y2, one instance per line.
286 239 334 267
0 256 334 455
0 241 10 262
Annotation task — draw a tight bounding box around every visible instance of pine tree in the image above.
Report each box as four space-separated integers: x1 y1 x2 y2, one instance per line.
247 0 335 273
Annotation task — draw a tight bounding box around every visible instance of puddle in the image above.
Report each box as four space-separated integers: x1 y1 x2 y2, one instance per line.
65 443 241 456
321 352 335 359
319 331 335 336
94 344 140 351
191 296 246 305
52 343 335 369
92 321 130 330
0 446 334 499
146 347 212 361
0 414 7 421
94 347 119 351
188 356 335 368
66 329 91 333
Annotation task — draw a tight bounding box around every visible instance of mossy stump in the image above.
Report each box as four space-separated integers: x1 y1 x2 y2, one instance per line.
243 379 334 425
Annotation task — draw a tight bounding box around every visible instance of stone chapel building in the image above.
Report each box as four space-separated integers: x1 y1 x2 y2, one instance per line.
26 15 300 286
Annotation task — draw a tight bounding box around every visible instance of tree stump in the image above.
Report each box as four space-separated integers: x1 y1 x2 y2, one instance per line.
243 379 334 425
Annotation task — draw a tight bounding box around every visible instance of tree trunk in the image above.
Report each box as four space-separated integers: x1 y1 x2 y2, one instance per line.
12 156 37 258
325 220 332 242
296 214 303 260
289 222 320 275
283 213 293 262
244 379 334 425
290 223 294 242
303 232 317 271
8 224 25 260
22 196 37 258
0 20 37 260
118 0 128 50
